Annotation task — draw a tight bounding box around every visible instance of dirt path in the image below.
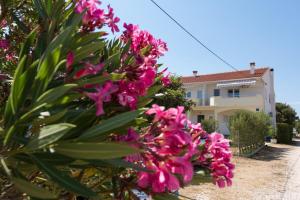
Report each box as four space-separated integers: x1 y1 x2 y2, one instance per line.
180 139 300 200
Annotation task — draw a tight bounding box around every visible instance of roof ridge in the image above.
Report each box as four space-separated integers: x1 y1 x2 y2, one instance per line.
181 67 269 78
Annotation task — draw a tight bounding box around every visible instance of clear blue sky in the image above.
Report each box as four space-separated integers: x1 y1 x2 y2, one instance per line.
105 0 300 115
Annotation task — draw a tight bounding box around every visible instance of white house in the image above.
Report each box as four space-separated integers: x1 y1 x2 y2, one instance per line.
181 63 276 135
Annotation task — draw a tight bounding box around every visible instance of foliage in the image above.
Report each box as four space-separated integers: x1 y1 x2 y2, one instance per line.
0 0 38 74
295 120 300 134
0 0 234 199
152 76 195 111
276 123 293 144
276 102 298 126
229 110 271 147
201 119 218 134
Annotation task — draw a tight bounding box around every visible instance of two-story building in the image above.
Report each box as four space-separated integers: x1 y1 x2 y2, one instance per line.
181 63 276 135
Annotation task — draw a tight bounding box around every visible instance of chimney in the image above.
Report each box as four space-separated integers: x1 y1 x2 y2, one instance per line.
250 62 255 74
192 70 198 77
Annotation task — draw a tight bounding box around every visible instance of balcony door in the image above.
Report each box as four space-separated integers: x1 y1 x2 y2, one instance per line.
197 90 203 105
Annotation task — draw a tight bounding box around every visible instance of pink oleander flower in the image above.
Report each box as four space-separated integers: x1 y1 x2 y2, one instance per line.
138 163 180 193
117 105 234 193
0 39 9 50
121 23 168 58
85 81 118 116
117 105 198 193
66 52 74 72
74 62 104 79
161 74 171 86
75 0 119 33
198 132 235 188
105 5 120 33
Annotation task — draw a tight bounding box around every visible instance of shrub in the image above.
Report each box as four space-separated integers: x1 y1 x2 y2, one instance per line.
229 110 271 147
277 123 293 144
201 119 218 134
0 0 235 199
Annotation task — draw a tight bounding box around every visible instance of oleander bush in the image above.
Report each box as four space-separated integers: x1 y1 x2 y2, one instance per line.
0 1 234 199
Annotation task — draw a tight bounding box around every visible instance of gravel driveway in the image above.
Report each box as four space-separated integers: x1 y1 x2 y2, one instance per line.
180 138 300 200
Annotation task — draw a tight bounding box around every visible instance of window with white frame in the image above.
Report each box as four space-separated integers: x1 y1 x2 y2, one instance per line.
227 89 240 98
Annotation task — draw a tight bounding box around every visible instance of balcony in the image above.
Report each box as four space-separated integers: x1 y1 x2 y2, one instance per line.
210 95 264 107
191 98 210 107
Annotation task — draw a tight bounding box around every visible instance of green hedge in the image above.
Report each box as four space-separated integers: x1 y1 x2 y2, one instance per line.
201 119 218 133
277 123 293 144
229 110 271 147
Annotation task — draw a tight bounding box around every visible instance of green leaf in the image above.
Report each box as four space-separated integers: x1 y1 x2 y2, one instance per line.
10 56 27 114
36 110 68 126
32 0 48 20
74 32 104 46
34 46 62 98
54 142 138 160
27 123 76 150
19 27 38 58
73 41 104 63
12 177 57 199
31 155 97 197
76 75 110 87
35 84 78 106
78 110 141 140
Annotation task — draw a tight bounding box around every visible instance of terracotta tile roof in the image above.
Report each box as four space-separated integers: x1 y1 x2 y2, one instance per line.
181 68 269 84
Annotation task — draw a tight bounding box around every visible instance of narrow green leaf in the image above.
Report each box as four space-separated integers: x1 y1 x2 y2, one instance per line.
32 0 48 19
76 75 110 87
74 32 104 46
54 142 138 160
73 41 104 63
10 56 27 114
33 47 61 100
78 110 141 140
12 177 57 199
19 27 38 58
31 155 97 197
36 110 68 125
35 84 77 106
27 123 75 150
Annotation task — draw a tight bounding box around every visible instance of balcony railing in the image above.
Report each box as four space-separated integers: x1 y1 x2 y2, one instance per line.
210 95 264 107
191 94 264 108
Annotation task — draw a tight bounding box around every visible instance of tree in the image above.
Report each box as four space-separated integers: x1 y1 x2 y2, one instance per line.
153 76 195 111
0 1 234 199
295 120 300 134
276 102 298 126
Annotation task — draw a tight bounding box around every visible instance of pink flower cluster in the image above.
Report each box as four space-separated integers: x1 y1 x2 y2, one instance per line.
198 133 235 188
66 21 170 115
75 0 120 33
116 24 169 109
117 105 234 193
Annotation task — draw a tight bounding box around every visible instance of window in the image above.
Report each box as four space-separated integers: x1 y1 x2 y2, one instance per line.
228 89 233 97
186 91 191 98
234 89 240 97
197 90 203 99
228 89 240 98
256 108 260 112
214 89 220 96
197 115 205 123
